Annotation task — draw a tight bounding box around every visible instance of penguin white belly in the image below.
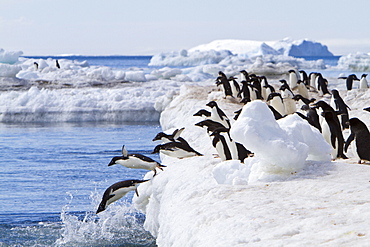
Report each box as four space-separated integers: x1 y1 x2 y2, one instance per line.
270 98 286 116
116 158 156 170
107 187 135 205
310 75 317 89
360 78 368 89
351 139 360 161
223 135 238 160
249 87 257 101
211 108 229 129
321 121 337 159
297 84 309 98
160 148 196 158
283 98 297 115
289 73 298 89
215 141 227 161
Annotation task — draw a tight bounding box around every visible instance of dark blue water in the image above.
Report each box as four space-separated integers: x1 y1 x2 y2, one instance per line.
0 122 160 246
22 55 153 69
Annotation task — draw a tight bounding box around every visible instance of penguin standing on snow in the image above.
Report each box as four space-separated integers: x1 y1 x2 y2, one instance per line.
338 74 360 90
322 111 347 160
359 74 368 89
345 117 370 163
260 76 275 100
279 81 296 115
56 59 60 69
288 69 298 89
108 145 165 176
267 92 286 117
96 179 149 214
309 72 318 90
216 71 233 98
330 89 350 129
206 101 231 129
299 70 309 86
228 76 241 98
316 73 331 96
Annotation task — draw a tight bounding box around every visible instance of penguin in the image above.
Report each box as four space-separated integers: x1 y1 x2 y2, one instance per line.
260 76 275 100
288 69 298 89
330 89 350 129
152 127 185 144
193 109 211 119
321 111 347 160
209 128 233 161
364 107 370 113
56 59 60 69
249 76 263 99
240 70 250 81
296 80 309 99
359 74 368 89
298 105 321 132
216 71 233 98
338 74 360 90
267 92 286 117
309 72 318 90
345 118 370 163
299 70 309 86
96 179 149 214
195 119 226 135
279 82 296 115
316 73 331 96
34 62 39 70
152 141 203 158
292 94 315 108
228 76 241 98
206 101 231 129
312 100 337 125
108 145 165 176
238 80 257 103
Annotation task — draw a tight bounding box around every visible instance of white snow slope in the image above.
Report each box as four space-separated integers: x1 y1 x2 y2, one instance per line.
134 83 370 247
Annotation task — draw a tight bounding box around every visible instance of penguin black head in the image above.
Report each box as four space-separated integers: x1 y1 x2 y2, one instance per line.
193 109 211 118
108 156 128 166
331 89 340 97
363 107 370 112
151 144 163 154
206 101 218 108
218 71 227 78
152 132 168 142
361 74 368 78
266 92 282 102
348 118 367 134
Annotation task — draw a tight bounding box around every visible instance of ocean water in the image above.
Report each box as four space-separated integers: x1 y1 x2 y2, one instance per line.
0 122 160 246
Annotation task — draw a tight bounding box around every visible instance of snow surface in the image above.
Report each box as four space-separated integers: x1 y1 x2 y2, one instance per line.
133 84 370 246
1 40 370 245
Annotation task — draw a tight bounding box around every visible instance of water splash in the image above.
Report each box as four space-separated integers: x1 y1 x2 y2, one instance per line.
55 190 156 246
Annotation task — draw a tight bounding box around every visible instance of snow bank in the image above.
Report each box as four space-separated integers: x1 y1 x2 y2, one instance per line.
336 52 370 71
0 80 184 123
134 83 370 246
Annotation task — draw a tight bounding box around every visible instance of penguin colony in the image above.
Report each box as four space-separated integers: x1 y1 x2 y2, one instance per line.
96 69 370 213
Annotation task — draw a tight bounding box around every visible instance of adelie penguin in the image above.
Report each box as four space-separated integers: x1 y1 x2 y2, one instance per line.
316 73 331 96
267 92 286 117
345 118 370 163
216 71 233 98
152 141 203 159
330 89 350 129
288 69 298 89
108 145 165 176
152 127 185 144
359 74 368 89
338 74 360 90
206 101 231 129
96 179 149 214
193 109 211 119
298 105 321 132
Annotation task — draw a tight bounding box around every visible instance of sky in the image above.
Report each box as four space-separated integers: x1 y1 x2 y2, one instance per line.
1 0 369 56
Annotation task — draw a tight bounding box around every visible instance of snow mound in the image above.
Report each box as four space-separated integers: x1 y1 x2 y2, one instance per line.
0 48 23 64
336 52 370 71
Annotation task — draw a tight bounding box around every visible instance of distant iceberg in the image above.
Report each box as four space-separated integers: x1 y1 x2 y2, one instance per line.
149 38 334 68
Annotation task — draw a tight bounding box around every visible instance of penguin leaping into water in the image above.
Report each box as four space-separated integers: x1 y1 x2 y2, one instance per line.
96 179 149 214
108 145 165 176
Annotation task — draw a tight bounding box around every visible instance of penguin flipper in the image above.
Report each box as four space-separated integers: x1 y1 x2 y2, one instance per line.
344 133 355 152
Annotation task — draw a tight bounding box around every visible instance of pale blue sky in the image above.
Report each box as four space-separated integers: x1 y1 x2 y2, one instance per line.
1 0 369 55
